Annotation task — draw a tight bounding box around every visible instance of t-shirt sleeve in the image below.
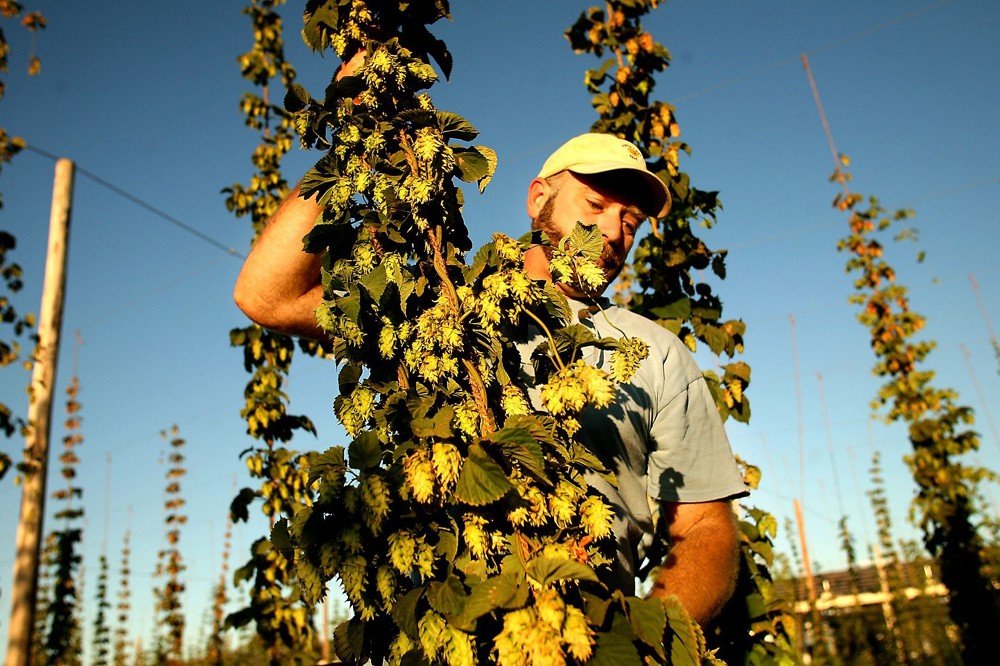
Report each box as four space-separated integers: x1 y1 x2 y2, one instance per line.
646 363 748 503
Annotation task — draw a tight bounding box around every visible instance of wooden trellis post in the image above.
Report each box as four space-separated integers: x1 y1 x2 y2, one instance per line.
5 158 75 666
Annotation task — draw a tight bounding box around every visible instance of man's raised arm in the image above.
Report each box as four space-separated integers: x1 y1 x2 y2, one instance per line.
233 184 325 339
233 50 368 339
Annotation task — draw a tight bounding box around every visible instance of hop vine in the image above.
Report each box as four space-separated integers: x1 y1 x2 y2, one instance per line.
153 426 187 664
224 2 321 658
39 375 85 664
565 3 796 663
0 0 46 477
91 554 112 666
269 1 715 663
833 155 1000 662
113 529 132 666
565 0 749 424
207 506 234 664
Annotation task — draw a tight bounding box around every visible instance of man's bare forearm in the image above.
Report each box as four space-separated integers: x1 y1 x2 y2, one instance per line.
648 501 739 626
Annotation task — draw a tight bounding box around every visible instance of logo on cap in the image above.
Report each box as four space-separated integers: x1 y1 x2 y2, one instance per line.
621 141 643 162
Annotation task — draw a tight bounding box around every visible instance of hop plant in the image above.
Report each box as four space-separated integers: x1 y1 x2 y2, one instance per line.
225 2 321 656
279 2 709 664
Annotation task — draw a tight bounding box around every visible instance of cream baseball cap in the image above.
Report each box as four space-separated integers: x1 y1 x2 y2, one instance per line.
536 133 671 218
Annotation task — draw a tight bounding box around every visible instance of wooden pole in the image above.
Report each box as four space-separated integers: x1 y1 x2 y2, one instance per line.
793 499 829 657
320 597 331 663
959 342 1000 453
872 542 907 663
5 158 75 666
968 273 999 344
793 499 818 605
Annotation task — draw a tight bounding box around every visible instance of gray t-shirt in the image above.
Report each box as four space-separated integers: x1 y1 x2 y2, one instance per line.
517 298 747 592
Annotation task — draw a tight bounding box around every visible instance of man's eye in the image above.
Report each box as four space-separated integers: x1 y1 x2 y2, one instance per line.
587 200 603 212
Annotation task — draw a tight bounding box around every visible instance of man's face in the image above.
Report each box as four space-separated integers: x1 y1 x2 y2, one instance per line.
530 171 647 298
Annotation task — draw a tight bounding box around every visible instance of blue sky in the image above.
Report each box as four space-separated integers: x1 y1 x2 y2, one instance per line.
1 0 998 655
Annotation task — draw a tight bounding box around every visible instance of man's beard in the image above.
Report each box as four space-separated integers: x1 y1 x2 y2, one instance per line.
533 195 625 289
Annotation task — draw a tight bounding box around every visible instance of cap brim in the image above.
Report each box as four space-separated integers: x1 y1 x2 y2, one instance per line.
567 163 671 218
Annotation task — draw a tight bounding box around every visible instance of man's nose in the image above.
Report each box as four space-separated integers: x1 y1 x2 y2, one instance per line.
599 208 623 244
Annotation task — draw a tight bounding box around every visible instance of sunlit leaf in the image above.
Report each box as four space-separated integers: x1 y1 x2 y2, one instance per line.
454 444 513 505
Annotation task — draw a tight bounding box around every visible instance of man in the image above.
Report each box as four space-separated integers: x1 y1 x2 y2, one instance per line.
233 133 747 626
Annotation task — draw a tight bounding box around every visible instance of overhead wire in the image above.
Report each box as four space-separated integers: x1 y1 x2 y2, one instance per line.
23 143 245 260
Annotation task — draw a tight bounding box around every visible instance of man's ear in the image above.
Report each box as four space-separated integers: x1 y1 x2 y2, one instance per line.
525 177 550 218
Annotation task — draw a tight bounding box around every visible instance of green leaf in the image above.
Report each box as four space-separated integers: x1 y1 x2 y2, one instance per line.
464 243 492 284
395 109 437 127
454 147 489 183
436 111 479 141
435 528 459 562
541 282 573 323
224 607 254 630
332 285 362 322
427 574 466 617
454 444 514 506
700 324 728 356
626 597 666 659
474 145 497 192
229 487 257 523
333 617 365 663
554 323 599 351
411 404 455 439
662 595 702 665
724 361 751 383
307 446 346 486
487 427 548 483
284 83 312 113
561 222 604 260
525 557 599 587
691 304 723 322
324 75 364 105
582 590 611 627
339 362 362 394
567 442 612 477
409 23 453 79
302 0 338 51
711 253 727 279
744 591 767 620
590 615 642 666
503 415 557 447
649 296 691 321
453 145 497 192
488 571 530 610
270 518 293 557
348 431 382 470
232 562 254 586
451 578 496 631
297 556 324 606
360 263 389 303
391 588 423 638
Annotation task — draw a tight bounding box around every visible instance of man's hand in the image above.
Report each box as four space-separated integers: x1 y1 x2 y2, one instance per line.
337 48 366 80
648 500 739 626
